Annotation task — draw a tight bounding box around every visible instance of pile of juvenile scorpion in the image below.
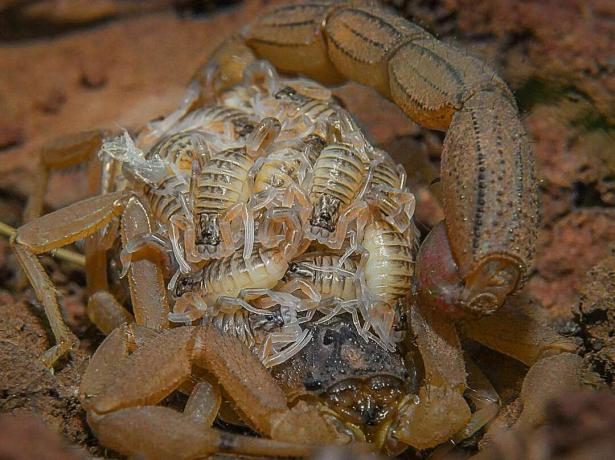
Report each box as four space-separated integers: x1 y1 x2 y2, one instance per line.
103 60 416 368
8 2 584 459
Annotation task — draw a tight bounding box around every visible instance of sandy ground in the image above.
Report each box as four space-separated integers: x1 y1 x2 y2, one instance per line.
0 0 614 458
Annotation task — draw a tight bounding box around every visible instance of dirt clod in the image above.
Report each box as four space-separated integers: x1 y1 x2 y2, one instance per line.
573 250 615 386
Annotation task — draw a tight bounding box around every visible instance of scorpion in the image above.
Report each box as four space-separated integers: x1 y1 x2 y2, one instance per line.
8 1 583 458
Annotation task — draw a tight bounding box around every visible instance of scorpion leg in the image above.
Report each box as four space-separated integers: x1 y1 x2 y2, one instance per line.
13 191 172 366
23 130 107 224
220 201 254 260
88 205 171 334
453 357 500 443
141 80 201 144
183 380 222 427
460 297 578 366
17 130 107 289
276 279 322 305
193 325 344 445
120 196 171 331
192 34 260 97
87 291 134 335
367 185 416 234
16 129 135 336
430 357 500 458
86 197 169 334
81 325 346 458
459 297 582 431
12 190 126 367
394 304 471 449
328 200 369 251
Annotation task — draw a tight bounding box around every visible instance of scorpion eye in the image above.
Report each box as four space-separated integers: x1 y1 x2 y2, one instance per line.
275 87 296 99
288 262 298 272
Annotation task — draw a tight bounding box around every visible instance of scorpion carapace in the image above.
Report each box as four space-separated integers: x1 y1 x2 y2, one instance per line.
9 2 583 459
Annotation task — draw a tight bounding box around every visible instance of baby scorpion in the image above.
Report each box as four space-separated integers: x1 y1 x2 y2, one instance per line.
364 149 415 234
249 142 313 224
172 116 282 264
359 219 418 347
278 253 361 317
169 105 257 140
247 137 323 225
307 140 370 249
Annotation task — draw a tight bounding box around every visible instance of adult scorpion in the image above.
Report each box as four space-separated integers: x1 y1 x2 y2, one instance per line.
8 1 582 458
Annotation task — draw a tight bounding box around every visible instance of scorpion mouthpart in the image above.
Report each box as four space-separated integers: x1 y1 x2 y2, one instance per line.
324 375 406 439
392 385 471 450
196 242 220 257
